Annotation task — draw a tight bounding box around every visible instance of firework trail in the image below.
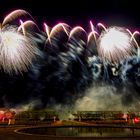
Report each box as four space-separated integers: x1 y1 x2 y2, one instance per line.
2 9 34 26
0 9 140 109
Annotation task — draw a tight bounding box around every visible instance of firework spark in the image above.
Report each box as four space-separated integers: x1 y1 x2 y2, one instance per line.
0 26 38 74
44 23 70 43
89 21 98 41
2 9 33 26
126 29 140 56
50 23 70 37
97 26 136 63
18 20 39 35
44 23 51 42
69 26 86 38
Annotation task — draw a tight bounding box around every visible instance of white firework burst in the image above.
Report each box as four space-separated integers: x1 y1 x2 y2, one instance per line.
0 26 38 74
97 26 136 63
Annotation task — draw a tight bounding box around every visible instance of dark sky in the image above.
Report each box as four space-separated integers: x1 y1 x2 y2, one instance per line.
0 0 139 30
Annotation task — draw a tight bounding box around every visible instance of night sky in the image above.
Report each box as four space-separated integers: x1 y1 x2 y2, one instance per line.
0 0 139 29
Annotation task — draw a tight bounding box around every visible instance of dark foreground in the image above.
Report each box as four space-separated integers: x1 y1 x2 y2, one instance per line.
0 125 140 140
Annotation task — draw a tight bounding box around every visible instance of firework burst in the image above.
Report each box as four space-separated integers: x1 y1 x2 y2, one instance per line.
0 10 39 74
97 25 136 63
0 26 38 74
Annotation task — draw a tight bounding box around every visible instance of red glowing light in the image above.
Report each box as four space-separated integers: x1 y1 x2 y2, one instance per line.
0 109 15 122
133 117 139 123
0 111 5 121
